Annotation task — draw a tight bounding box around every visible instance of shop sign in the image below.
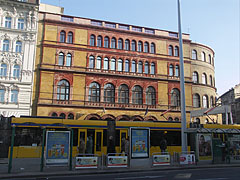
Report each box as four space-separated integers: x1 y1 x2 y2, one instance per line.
107 156 128 168
75 157 98 169
152 155 170 166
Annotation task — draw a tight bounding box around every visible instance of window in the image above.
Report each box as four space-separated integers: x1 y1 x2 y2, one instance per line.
111 37 116 48
89 82 100 102
144 62 149 74
202 73 207 84
15 41 22 53
131 60 136 73
138 41 143 52
168 117 173 121
97 36 102 47
0 89 5 103
146 86 156 105
117 59 123 71
89 56 95 69
57 80 70 101
150 43 155 54
175 65 179 77
193 94 200 108
174 46 179 57
119 24 129 30
51 112 58 117
118 84 129 104
132 85 143 105
145 29 155 34
174 117 180 122
18 19 24 30
132 26 142 32
209 54 212 64
3 39 10 52
90 35 95 46
68 113 74 119
104 37 109 48
150 63 155 75
91 20 102 26
210 75 213 86
96 56 101 69
125 60 129 72
59 113 66 119
168 45 173 56
192 50 197 60
125 39 130 50
104 83 115 103
11 90 18 103
169 64 174 76
210 96 214 107
67 32 73 44
118 38 123 49
110 58 116 71
144 42 149 53
201 52 206 61
5 17 11 28
13 65 20 78
138 61 143 73
66 53 72 67
0 64 7 77
192 71 199 83
61 16 73 22
203 95 209 108
60 31 66 43
170 88 180 107
131 40 136 51
58 52 64 66
103 57 109 70
105 23 116 28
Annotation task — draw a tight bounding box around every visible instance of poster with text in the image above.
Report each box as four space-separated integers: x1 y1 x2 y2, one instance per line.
198 134 212 161
131 128 149 158
45 131 70 166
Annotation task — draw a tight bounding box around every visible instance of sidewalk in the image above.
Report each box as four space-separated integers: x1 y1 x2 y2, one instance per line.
1 158 240 179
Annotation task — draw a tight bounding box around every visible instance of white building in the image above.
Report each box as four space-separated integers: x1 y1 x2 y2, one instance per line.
0 0 39 117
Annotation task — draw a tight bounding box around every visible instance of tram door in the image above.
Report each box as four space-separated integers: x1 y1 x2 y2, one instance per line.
120 129 128 153
95 130 103 156
78 129 87 154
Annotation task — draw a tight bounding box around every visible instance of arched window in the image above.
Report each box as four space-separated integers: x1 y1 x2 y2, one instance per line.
16 41 22 53
192 50 197 60
125 39 130 50
5 17 12 28
169 64 174 76
110 58 116 71
192 71 199 83
118 38 123 49
150 43 155 54
131 40 136 51
125 60 129 72
210 75 213 86
0 89 5 103
89 56 95 69
58 52 64 66
60 31 66 43
138 41 143 52
150 62 155 75
168 45 173 56
117 59 123 71
89 82 100 102
209 54 212 64
67 32 73 44
111 37 116 48
11 89 18 103
146 86 156 105
202 73 207 84
118 84 129 104
66 53 72 67
203 95 209 108
168 117 173 121
97 36 102 47
132 85 143 105
68 113 74 119
96 56 101 69
51 112 58 117
90 35 95 46
104 83 115 103
59 113 66 119
175 65 179 77
210 96 214 107
104 36 109 48
103 57 109 70
3 39 10 52
170 88 180 107
138 61 143 73
174 117 180 122
13 65 20 78
57 80 70 101
18 19 24 30
193 93 200 108
174 46 179 57
0 64 7 77
144 42 149 53
131 60 136 73
201 52 206 61
144 61 149 74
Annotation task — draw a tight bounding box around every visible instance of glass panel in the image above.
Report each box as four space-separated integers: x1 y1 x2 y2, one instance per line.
96 132 102 151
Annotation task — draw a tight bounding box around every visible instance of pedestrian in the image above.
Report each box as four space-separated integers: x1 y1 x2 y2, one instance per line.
125 137 129 155
160 137 167 153
107 135 116 154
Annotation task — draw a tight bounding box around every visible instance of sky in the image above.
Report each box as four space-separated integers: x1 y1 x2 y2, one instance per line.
40 0 240 96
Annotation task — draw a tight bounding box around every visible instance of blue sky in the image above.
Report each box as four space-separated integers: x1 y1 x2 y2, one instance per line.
40 0 240 96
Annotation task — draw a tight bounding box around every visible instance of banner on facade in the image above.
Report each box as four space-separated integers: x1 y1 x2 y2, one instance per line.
152 155 170 166
180 154 195 165
45 131 70 166
75 157 98 169
198 134 212 160
107 156 128 168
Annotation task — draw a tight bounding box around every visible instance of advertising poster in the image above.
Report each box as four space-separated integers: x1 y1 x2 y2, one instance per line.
152 155 170 166
228 135 240 161
45 131 70 166
131 128 149 158
107 156 128 168
75 157 98 169
180 154 195 165
198 134 212 160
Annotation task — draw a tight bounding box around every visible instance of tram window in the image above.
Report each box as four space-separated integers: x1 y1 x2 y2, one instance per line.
14 128 42 146
150 130 163 146
115 130 120 146
103 129 107 146
165 131 181 146
73 129 78 146
80 132 85 142
96 132 102 151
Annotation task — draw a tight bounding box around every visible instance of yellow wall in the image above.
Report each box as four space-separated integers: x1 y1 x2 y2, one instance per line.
45 25 58 42
75 29 88 45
